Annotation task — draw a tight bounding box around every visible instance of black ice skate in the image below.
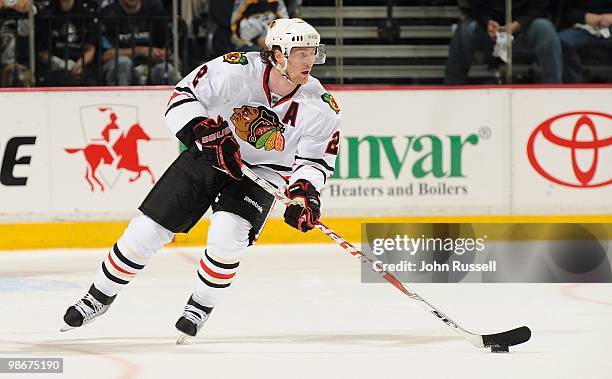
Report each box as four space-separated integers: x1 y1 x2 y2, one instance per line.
175 296 213 344
61 285 116 332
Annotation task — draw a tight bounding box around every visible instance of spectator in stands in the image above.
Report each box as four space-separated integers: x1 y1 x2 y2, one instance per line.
0 0 33 86
285 0 302 18
558 0 612 83
101 0 176 85
206 0 235 59
36 0 97 86
230 0 288 51
444 0 563 84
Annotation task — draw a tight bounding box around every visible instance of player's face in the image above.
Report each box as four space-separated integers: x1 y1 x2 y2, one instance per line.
285 47 317 84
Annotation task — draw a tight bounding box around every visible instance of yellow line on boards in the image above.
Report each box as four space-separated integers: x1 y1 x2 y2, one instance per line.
0 215 610 250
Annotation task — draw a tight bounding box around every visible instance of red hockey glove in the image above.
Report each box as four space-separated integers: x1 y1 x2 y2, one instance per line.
193 116 243 180
283 179 321 232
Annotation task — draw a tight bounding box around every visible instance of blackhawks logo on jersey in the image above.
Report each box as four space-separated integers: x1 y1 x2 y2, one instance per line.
223 52 248 65
230 105 285 151
321 93 340 114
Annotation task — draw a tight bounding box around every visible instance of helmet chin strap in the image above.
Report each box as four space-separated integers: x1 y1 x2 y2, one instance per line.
271 59 298 86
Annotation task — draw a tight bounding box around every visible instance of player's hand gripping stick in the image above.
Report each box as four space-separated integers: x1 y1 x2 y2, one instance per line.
193 116 243 180
284 180 321 232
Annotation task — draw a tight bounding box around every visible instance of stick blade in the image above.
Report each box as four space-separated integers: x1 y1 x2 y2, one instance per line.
482 326 531 347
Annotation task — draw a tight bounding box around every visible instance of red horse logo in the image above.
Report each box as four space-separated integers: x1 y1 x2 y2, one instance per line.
65 107 156 192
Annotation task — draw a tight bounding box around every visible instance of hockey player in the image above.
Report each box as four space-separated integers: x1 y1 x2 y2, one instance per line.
61 18 341 342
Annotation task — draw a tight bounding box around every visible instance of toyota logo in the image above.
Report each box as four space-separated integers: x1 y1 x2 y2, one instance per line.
527 111 611 188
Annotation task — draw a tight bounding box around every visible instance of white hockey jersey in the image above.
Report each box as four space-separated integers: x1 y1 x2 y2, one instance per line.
165 51 341 191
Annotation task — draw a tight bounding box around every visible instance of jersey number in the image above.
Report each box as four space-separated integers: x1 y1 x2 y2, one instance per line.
192 65 208 87
325 131 340 155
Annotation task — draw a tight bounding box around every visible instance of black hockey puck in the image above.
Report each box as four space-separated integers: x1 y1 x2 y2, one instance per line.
490 344 509 353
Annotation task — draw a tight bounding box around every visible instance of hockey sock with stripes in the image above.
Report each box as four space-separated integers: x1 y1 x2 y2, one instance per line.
93 214 173 297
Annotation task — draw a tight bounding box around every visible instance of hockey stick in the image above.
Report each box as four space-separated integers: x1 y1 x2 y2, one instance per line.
242 165 531 352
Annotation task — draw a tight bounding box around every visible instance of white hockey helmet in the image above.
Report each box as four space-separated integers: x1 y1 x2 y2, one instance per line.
265 18 326 64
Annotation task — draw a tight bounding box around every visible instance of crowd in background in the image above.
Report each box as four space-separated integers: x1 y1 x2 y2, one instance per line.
0 0 609 87
0 0 188 86
445 0 612 84
0 0 299 86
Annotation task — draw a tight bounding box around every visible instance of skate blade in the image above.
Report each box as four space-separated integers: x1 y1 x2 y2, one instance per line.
60 324 76 332
176 333 192 345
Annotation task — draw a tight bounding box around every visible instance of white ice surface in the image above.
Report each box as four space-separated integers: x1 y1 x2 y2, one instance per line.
1 244 611 379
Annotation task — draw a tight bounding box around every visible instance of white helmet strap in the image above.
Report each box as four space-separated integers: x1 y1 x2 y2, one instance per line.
272 61 298 86
271 51 298 85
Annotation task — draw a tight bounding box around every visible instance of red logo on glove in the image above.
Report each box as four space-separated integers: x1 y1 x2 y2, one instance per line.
199 126 232 144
